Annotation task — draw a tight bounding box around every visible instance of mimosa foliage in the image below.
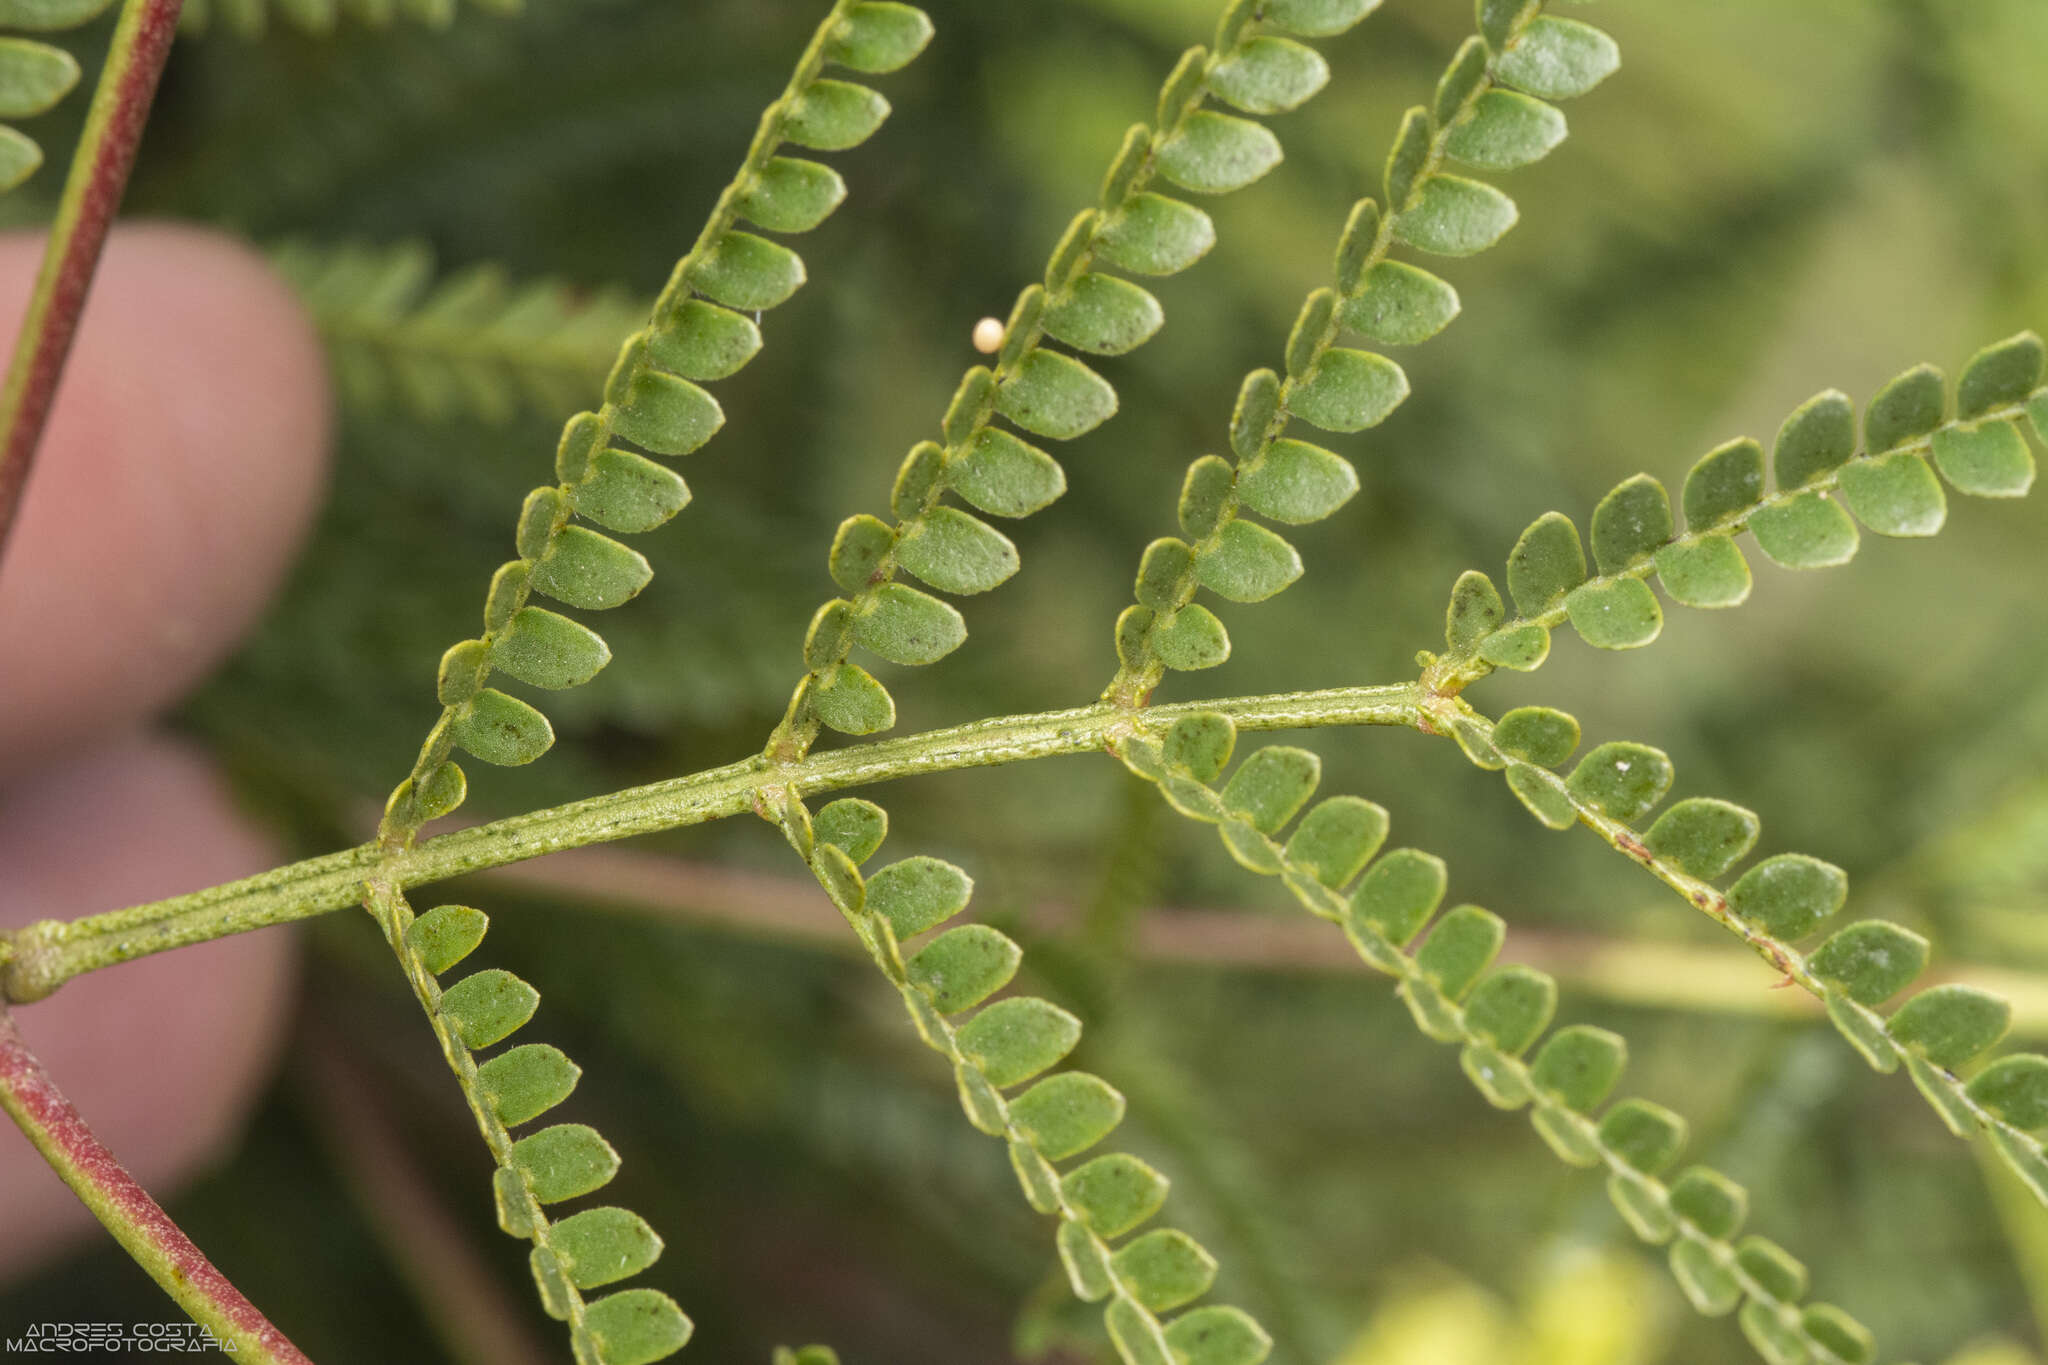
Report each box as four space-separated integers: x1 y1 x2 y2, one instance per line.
5 0 2045 1362
0 0 115 191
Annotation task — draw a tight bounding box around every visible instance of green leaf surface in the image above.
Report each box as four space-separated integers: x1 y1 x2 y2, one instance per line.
1493 706 1579 767
1669 1236 1741 1317
1011 1072 1125 1162
1496 17 1619 100
1682 437 1765 529
1598 1099 1688 1175
1653 535 1751 608
1415 905 1505 1002
785 77 889 150
1888 984 2012 1068
1505 762 1575 830
647 299 760 381
864 855 972 938
949 427 1065 518
1644 798 1759 881
1590 474 1674 573
1445 570 1504 652
442 968 540 1049
1196 519 1302 603
407 904 489 976
452 688 554 766
738 156 846 233
1161 1305 1272 1365
530 526 652 611
908 924 1021 1013
1506 511 1586 617
1565 577 1662 649
1221 746 1320 834
1727 853 1846 941
1237 439 1357 524
494 607 611 690
810 662 895 735
893 506 1018 595
854 583 966 665
0 39 78 119
1446 88 1566 170
1111 1228 1217 1314
1207 36 1328 115
574 449 691 534
1042 273 1162 356
579 1287 692 1365
1864 363 1944 453
1808 920 1928 1007
1283 796 1388 888
550 1206 663 1291
1669 1166 1747 1240
1094 192 1215 276
996 348 1117 440
1063 1152 1168 1238
1156 110 1282 195
1799 1304 1875 1365
1287 347 1408 432
1392 174 1517 256
1750 491 1858 569
0 125 39 191
1736 1236 1809 1303
1838 449 1946 536
0 0 116 29
510 1123 619 1204
1349 848 1446 947
1566 741 1672 823
827 2 932 74
686 231 806 311
1957 331 2045 419
1932 418 2035 497
1342 260 1460 346
1531 1025 1626 1112
815 798 888 865
1462 964 1555 1054
1151 604 1230 670
1263 0 1377 38
480 1043 581 1128
958 997 1081 1087
1479 623 1549 670
1968 1055 2048 1131
1772 389 1856 491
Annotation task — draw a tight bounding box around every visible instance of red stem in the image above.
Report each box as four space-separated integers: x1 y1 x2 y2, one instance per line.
0 1009 312 1363
0 0 185 564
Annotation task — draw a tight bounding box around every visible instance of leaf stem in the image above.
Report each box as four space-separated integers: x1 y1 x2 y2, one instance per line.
0 0 184 566
0 1007 311 1363
3 681 1422 998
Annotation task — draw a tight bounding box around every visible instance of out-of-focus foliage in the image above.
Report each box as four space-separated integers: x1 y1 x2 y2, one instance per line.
4 1 2046 1362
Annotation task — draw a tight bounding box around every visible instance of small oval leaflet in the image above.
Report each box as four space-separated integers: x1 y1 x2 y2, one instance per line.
530 526 652 612
1736 1236 1809 1303
1838 449 1947 537
479 1043 582 1128
1772 388 1856 491
957 996 1082 1088
0 0 118 29
1283 796 1388 888
1644 797 1759 881
1505 510 1586 617
949 427 1066 518
995 348 1117 440
1505 762 1574 830
1206 35 1328 115
1750 491 1859 570
1042 273 1163 356
1415 905 1505 1002
828 513 895 593
1932 418 2036 498
574 448 691 534
1393 175 1518 257
1163 712 1236 783
1111 1228 1217 1314
1652 535 1751 609
1888 983 2012 1069
1590 474 1674 574
908 924 1022 1014
809 662 895 735
1342 260 1460 347
1808 920 1929 1007
441 968 541 1050
826 1 933 74
1348 847 1447 948
1670 1166 1748 1241
1682 437 1765 530
410 760 466 825
853 583 966 665
1195 519 1302 603
493 607 611 691
893 506 1019 595
1155 110 1283 195
1968 1055 2048 1132
1727 853 1847 942
1220 745 1320 834
1801 1305 1876 1365
814 797 888 865
0 126 39 192
864 854 972 938
579 1287 692 1365
1163 1306 1271 1365
1150 603 1231 671
1093 192 1216 276
784 78 890 151
1236 439 1357 524
1062 1152 1168 1238
1496 16 1620 101
1531 1025 1627 1113
1668 1237 1741 1317
0 39 78 120
1564 577 1662 650
685 231 806 312
1287 347 1409 432
1446 88 1567 171
738 156 847 234
1012 1071 1125 1162
1445 570 1504 652
550 1206 664 1291
1479 623 1549 671
1463 965 1556 1055
1956 330 2046 419
1598 1098 1688 1175
407 904 489 976
1864 362 1945 453
610 369 722 457
452 688 554 766
1262 0 1376 39
1493 706 1579 767
1565 740 1672 824
1135 538 1193 611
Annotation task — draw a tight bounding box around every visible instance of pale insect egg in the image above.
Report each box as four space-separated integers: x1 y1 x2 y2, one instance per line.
971 316 1004 354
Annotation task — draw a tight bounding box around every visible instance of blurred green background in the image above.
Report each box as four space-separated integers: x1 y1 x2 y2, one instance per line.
7 0 2048 1360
